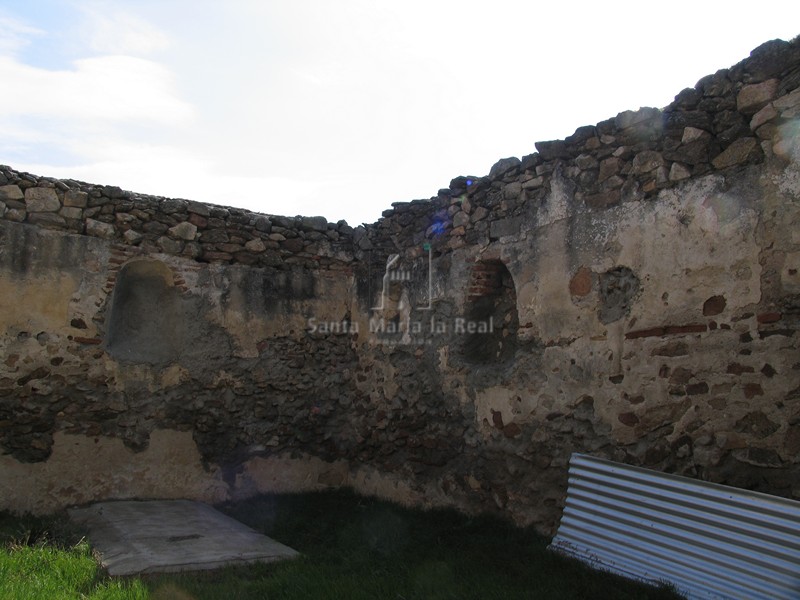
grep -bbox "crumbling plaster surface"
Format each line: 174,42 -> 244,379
0,431 -> 228,514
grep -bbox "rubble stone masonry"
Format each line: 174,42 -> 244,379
1,38 -> 799,533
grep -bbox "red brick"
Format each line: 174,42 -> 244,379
757,312 -> 782,324
626,327 -> 666,339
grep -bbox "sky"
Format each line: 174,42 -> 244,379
0,1 -> 798,226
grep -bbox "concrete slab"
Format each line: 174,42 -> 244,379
68,499 -> 299,576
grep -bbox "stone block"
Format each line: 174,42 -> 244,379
186,200 -> 210,217
631,151 -> 664,174
575,154 -> 598,170
169,221 -> 198,241
749,103 -> 777,130
85,218 -> 116,239
0,185 -> 24,201
471,206 -> 489,222
27,212 -> 66,228
161,199 -> 186,214
64,190 -> 88,207
598,157 -> 621,182
667,138 -> 711,165
614,107 -> 661,130
702,295 -> 726,316
736,79 -> 779,115
217,243 -> 244,254
5,208 -> 26,222
157,236 -> 184,254
301,216 -> 327,232
201,229 -> 230,243
489,156 -> 521,179
102,185 -> 125,199
189,213 -> 208,228
59,206 -> 83,220
712,137 -> 761,169
143,221 -> 168,235
201,251 -> 233,262
244,239 -> 266,252
503,182 -> 522,200
774,87 -> 800,111
534,140 -> 570,161
585,189 -> 620,209
281,238 -> 304,253
25,187 -> 60,212
254,216 -> 271,233
681,127 -> 711,144
123,230 -> 143,245
489,216 -> 523,239
669,163 -> 691,181
521,176 -> 544,189
452,211 -> 470,229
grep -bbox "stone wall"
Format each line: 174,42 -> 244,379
1,37 -> 799,533
0,166 -> 356,270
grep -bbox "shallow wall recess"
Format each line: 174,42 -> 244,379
462,260 -> 519,363
106,260 -> 184,365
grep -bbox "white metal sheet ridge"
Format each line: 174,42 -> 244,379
548,453 -> 800,600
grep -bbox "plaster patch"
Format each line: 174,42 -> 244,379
0,430 -> 227,515
0,273 -> 78,333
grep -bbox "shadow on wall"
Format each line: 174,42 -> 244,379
105,260 -> 184,365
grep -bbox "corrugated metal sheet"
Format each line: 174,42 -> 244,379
548,453 -> 800,599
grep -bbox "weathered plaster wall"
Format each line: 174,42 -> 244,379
1,37 -> 799,534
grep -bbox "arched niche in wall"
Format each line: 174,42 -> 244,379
105,260 -> 184,365
461,260 -> 519,363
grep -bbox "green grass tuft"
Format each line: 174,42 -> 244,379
0,540 -> 148,600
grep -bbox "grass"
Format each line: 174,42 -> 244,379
0,513 -> 148,599
1,490 -> 682,599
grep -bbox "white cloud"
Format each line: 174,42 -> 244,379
0,55 -> 194,123
0,13 -> 43,55
81,5 -> 170,56
0,7 -> 198,211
